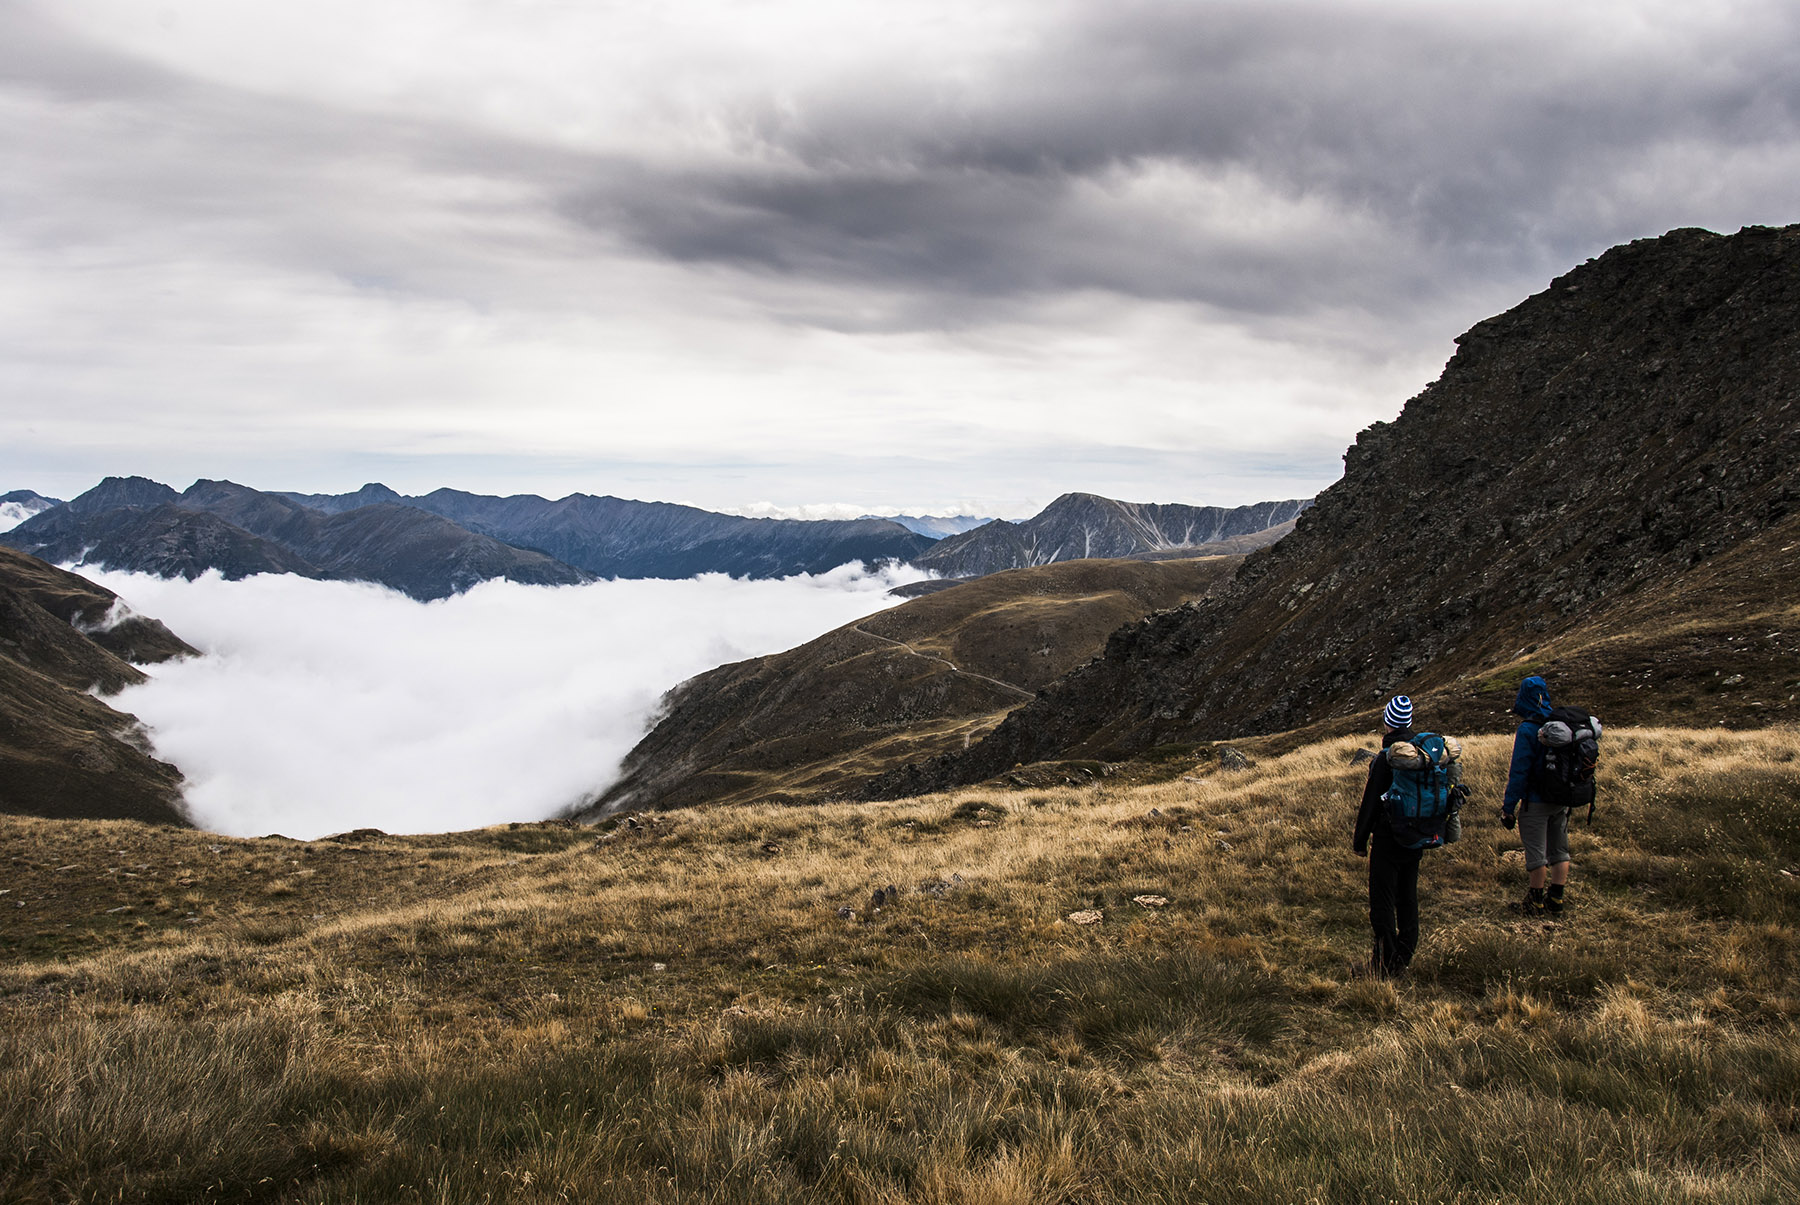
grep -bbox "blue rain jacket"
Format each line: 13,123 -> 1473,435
1504,676 -> 1553,807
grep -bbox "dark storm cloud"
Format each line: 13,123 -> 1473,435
564,1 -> 1800,323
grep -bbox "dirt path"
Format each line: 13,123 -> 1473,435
850,624 -> 1036,701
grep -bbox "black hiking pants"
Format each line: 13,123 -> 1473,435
1368,829 -> 1423,976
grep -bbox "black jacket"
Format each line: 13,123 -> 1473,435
1353,727 -> 1414,854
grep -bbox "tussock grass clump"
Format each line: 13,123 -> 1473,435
1,1008 -> 367,1201
877,951 -> 1285,1056
3,726 -> 1799,1201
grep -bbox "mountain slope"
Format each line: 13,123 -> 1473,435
177,480 -> 593,598
582,556 -> 1241,814
0,546 -> 190,824
865,224 -> 1800,797
913,494 -> 1309,577
0,545 -> 197,668
5,502 -> 329,582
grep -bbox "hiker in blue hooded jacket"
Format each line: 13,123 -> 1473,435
1353,695 -> 1425,977
1502,675 -> 1571,915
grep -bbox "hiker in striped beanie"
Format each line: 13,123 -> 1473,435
1353,694 -> 1437,977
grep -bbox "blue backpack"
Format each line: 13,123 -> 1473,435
1383,733 -> 1461,850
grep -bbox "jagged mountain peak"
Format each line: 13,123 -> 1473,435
66,475 -> 179,513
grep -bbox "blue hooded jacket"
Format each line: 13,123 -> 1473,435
1504,675 -> 1553,807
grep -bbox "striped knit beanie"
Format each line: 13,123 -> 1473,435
1383,695 -> 1414,730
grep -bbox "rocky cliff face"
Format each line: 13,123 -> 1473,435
865,224 -> 1800,797
0,547 -> 191,824
913,494 -> 1309,577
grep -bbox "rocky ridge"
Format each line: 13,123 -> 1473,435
865,224 -> 1800,797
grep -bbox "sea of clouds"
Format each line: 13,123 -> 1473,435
85,564 -> 930,840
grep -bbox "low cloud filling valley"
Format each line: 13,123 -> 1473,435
88,565 -> 928,839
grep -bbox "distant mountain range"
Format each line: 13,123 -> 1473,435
4,477 -> 1302,600
876,514 -> 990,538
276,485 -> 939,580
913,494 -> 1311,577
4,478 -> 589,601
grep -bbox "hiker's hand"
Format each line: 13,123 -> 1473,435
1353,840 -> 1367,857
1500,805 -> 1516,831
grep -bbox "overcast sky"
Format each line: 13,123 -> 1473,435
4,1 -> 1797,517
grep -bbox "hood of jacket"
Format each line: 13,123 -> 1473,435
1513,675 -> 1553,721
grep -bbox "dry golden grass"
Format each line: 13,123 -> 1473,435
4,725 -> 1800,1202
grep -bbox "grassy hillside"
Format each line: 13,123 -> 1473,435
588,556 -> 1241,814
6,725 -> 1799,1202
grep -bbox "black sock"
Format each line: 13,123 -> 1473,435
1548,884 -> 1565,900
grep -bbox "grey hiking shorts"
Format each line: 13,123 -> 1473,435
1519,801 -> 1572,871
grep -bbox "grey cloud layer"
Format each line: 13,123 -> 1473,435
11,2 -> 1798,330
571,2 -> 1800,321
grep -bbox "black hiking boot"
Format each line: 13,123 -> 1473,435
1511,888 -> 1548,917
1546,884 -> 1566,915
